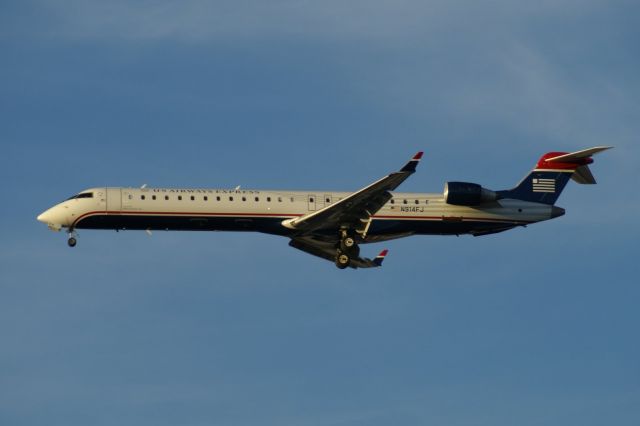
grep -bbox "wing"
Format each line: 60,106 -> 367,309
282,152 -> 423,234
289,237 -> 389,269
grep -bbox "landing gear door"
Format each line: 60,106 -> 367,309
106,188 -> 122,213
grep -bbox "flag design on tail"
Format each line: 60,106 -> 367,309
532,178 -> 556,193
498,146 -> 612,205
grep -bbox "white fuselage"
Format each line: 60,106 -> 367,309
37,186 -> 557,241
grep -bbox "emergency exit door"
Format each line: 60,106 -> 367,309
307,195 -> 317,211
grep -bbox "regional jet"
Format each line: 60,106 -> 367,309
37,147 -> 611,269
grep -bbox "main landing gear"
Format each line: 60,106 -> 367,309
335,252 -> 350,269
334,231 -> 360,269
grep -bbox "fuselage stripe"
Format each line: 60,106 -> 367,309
72,210 -> 532,228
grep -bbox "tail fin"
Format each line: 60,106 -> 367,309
498,146 -> 612,205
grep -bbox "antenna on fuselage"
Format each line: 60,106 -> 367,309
234,185 -> 241,191
140,184 -> 147,189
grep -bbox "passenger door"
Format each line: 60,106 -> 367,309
106,188 -> 122,213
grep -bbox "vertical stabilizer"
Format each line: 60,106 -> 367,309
498,146 -> 612,205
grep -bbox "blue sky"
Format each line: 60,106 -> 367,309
1,1 -> 639,425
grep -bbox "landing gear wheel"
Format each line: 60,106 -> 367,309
343,237 -> 355,248
340,236 -> 360,257
335,253 -> 350,269
67,237 -> 77,247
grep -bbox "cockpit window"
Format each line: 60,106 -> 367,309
66,192 -> 94,200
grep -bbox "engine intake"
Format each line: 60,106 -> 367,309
444,181 -> 498,206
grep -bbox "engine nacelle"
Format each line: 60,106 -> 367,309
444,181 -> 498,206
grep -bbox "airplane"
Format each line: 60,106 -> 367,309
37,147 -> 611,269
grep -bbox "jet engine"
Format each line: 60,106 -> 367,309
444,181 -> 498,206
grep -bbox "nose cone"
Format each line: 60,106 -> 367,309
551,206 -> 565,218
37,206 -> 66,226
37,209 -> 52,223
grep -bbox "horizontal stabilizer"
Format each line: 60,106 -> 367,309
545,146 -> 611,185
546,146 -> 613,163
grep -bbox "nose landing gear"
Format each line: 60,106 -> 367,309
67,229 -> 78,247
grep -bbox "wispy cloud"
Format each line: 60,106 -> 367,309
8,0 -> 609,43
6,0 -> 636,160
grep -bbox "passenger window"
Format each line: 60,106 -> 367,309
326,198 -> 330,203
255,197 -> 259,202
204,196 -> 208,201
267,197 -> 271,202
403,199 -> 407,204
178,196 -> 182,200
310,198 -> 314,203
216,196 -> 220,201
190,195 -> 195,201
141,195 -> 145,200
165,195 -> 169,200
242,197 -> 246,202
152,195 -> 156,200
415,200 -> 419,204
390,199 -> 395,204
229,196 -> 234,201
278,197 -> 282,202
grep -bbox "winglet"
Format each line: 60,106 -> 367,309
400,152 -> 424,173
373,249 -> 389,267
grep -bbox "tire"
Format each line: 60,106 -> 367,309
340,237 -> 357,254
68,237 -> 77,247
343,237 -> 355,248
335,253 -> 350,269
